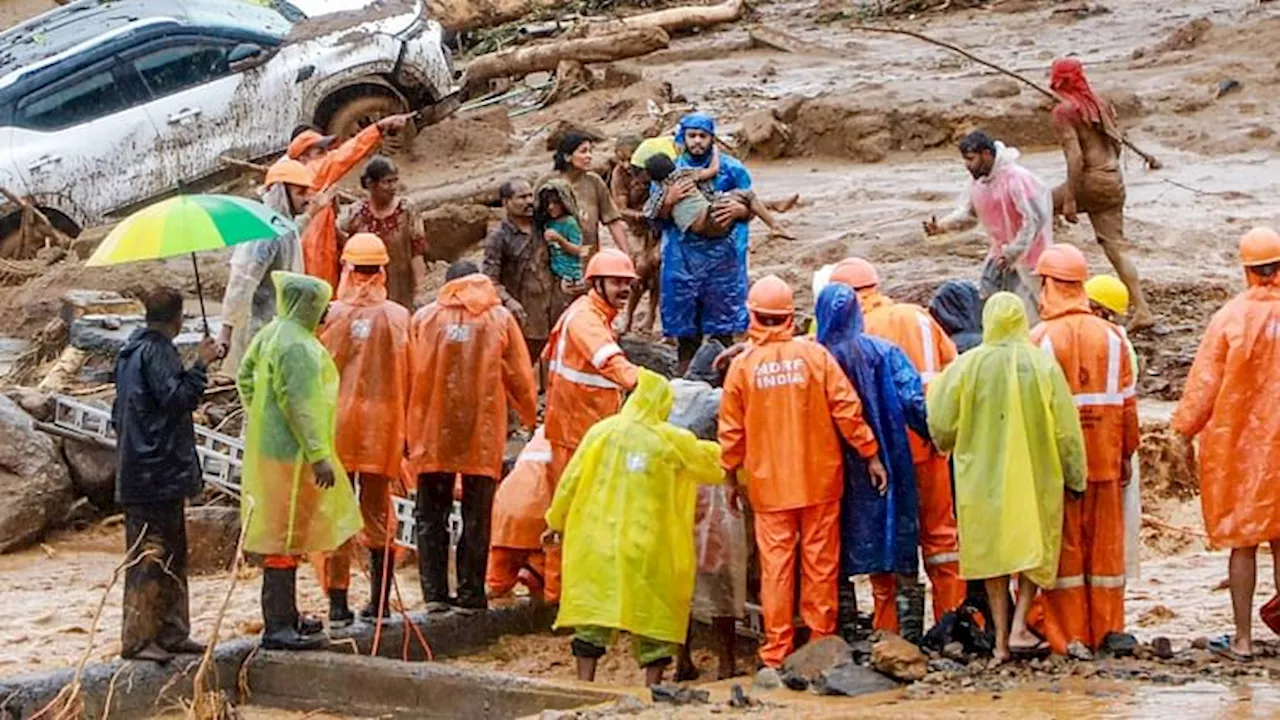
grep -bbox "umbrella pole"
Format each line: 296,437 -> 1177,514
191,252 -> 209,336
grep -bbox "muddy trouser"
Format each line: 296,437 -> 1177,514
416,473 -> 496,608
544,443 -> 577,603
979,258 -> 1040,325
572,626 -> 676,667
1052,178 -> 1126,251
122,500 -> 191,655
312,473 -> 394,592
1033,480 -> 1126,653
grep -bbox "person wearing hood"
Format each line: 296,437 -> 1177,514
534,177 -> 588,292
828,258 -> 966,630
287,114 -> 413,290
1027,244 -> 1139,658
406,261 -> 538,614
218,159 -> 325,374
1048,58 -> 1154,331
112,288 -> 218,663
924,131 -> 1053,324
1172,227 -> 1280,662
237,272 -> 362,650
315,234 -> 411,627
930,280 -> 984,354
659,113 -> 754,372
541,249 -> 642,602
927,292 -> 1086,663
816,283 -> 931,642
719,275 -> 886,668
544,369 -> 723,685
487,428 -> 555,602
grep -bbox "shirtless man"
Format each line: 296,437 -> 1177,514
1048,58 -> 1154,331
610,135 -> 661,335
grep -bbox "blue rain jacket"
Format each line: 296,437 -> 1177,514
659,113 -> 752,338
817,284 -> 928,576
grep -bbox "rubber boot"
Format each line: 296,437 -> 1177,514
837,576 -> 862,643
261,568 -> 326,651
328,589 -> 354,629
895,572 -> 926,645
361,549 -> 393,620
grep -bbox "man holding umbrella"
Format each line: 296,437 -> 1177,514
218,160 -> 335,372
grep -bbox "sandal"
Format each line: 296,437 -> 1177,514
1208,635 -> 1253,662
1009,639 -> 1052,661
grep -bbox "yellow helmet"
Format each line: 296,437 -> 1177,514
1084,275 -> 1129,315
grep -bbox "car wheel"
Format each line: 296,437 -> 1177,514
327,94 -> 416,155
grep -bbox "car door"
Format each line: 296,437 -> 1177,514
122,35 -> 247,189
9,57 -> 163,224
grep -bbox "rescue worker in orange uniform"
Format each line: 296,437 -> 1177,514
541,248 -> 642,602
719,275 -> 887,668
487,429 -> 554,601
1028,243 -> 1139,657
830,258 -> 965,630
286,114 -> 413,290
1173,227 -> 1280,662
316,234 -> 411,626
406,261 -> 538,613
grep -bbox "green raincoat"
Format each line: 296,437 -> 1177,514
236,272 -> 361,556
926,292 -> 1086,588
546,369 -> 722,644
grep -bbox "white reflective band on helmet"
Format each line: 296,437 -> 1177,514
592,342 -> 623,369
1088,574 -> 1127,588
916,312 -> 938,381
925,551 -> 959,566
1051,574 -> 1085,590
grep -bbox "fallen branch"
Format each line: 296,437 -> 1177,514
0,186 -> 73,252
847,24 -> 1163,170
189,504 -> 253,720
1141,513 -> 1208,539
465,27 -> 670,88
602,0 -> 745,34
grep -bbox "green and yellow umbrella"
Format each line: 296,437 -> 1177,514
86,194 -> 297,329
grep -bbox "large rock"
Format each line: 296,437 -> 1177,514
0,396 -> 74,552
63,438 -> 118,510
618,337 -> 678,378
813,662 -> 901,696
871,633 -> 928,682
782,635 -> 851,684
186,506 -> 241,575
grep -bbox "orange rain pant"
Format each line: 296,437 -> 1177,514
755,500 -> 840,668
866,455 -> 965,631
543,443 -> 575,603
311,474 -> 394,592
1035,480 -> 1126,653
486,547 -> 547,598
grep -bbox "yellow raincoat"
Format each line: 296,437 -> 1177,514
926,292 -> 1085,588
546,369 -> 722,644
237,272 -> 362,556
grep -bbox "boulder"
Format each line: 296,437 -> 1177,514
0,396 -> 74,552
752,667 -> 783,691
813,662 -> 900,696
186,506 -> 241,575
618,337 -> 678,378
62,438 -> 118,510
871,632 -> 928,682
971,77 -> 1022,99
782,635 -> 852,684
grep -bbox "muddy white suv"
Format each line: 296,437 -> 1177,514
0,0 -> 458,253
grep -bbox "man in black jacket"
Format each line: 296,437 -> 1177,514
112,288 -> 218,662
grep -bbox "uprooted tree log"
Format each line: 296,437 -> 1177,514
427,0 -> 571,32
588,0 -> 745,34
465,26 -> 670,89
0,187 -> 74,258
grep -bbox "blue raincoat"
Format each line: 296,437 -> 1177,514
659,113 -> 752,338
817,284 -> 927,577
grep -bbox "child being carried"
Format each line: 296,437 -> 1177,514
643,149 -> 794,240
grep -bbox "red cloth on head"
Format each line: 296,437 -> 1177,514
1050,58 -> 1119,138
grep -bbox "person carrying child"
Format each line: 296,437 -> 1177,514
534,178 -> 589,295
644,150 -> 794,241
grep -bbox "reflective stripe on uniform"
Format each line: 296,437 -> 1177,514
551,305 -> 621,390
1041,329 -> 1136,407
925,551 -> 959,566
592,342 -> 623,369
916,312 -> 938,384
519,450 -> 552,464
1088,574 -> 1126,589
1051,574 -> 1085,590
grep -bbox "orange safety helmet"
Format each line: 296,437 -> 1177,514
341,233 -> 390,266
748,274 -> 795,316
830,257 -> 880,290
1035,243 -> 1088,282
1239,227 -> 1280,267
264,158 -> 317,190
287,129 -> 336,160
584,248 -> 638,280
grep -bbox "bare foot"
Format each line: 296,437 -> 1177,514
1128,314 -> 1156,333
768,225 -> 797,241
766,194 -> 801,214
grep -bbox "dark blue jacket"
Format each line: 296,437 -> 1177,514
111,328 -> 206,505
817,284 -> 927,576
929,280 -> 983,355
